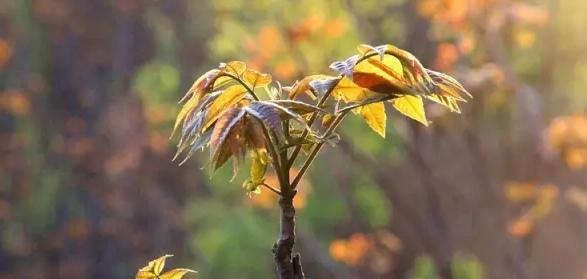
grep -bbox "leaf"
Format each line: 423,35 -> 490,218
288,75 -> 337,99
160,269 -> 197,279
329,55 -> 360,78
179,69 -> 220,104
136,255 -> 195,279
244,102 -> 283,136
426,69 -> 472,100
357,44 -> 386,61
355,55 -> 404,81
308,76 -> 340,97
333,78 -> 387,137
425,94 -> 461,113
251,101 -> 309,129
333,77 -> 379,102
220,61 -> 247,76
245,116 -> 266,149
352,55 -> 411,95
172,96 -> 200,139
377,44 -> 435,91
210,108 -> 246,154
391,95 -> 428,126
212,139 -> 234,171
243,69 -> 272,88
177,129 -> 213,166
270,100 -> 324,114
361,102 -> 386,137
208,108 -> 248,173
202,85 -> 248,130
250,148 -> 268,184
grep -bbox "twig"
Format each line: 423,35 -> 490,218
262,183 -> 282,195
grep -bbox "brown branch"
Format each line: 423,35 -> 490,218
273,191 -> 304,279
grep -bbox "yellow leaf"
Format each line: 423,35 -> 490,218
333,77 -> 377,102
425,94 -> 461,113
203,85 -> 248,130
172,96 -> 199,138
288,74 -> 334,99
160,268 -> 197,279
136,255 -> 173,279
333,78 -> 387,137
179,69 -> 220,104
354,55 -> 403,84
250,148 -> 268,184
360,101 -> 386,138
391,95 -> 428,126
221,61 -> 247,76
243,69 -> 272,88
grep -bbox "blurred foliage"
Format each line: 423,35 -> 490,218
2,0 -> 587,278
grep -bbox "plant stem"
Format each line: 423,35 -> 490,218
290,111 -> 349,189
262,183 -> 282,195
274,189 -> 304,279
224,73 -> 260,101
287,77 -> 342,167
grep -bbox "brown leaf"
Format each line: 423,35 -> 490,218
210,108 -> 246,151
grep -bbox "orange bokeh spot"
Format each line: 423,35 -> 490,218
434,43 -> 459,71
248,168 -> 310,209
0,38 -> 12,67
0,90 -> 31,117
329,233 -> 374,266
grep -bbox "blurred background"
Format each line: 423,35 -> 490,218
1,0 -> 587,278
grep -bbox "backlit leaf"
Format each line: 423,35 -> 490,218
177,129 -> 213,166
288,75 -> 337,99
179,69 -> 220,104
329,55 -> 360,78
270,100 -> 323,114
357,44 -> 386,61
203,85 -> 248,130
427,69 -> 471,100
210,108 -> 246,152
136,255 -> 195,279
172,96 -> 199,138
243,69 -> 272,88
250,148 -> 268,184
245,117 -> 266,149
392,95 -> 428,126
245,102 -> 283,136
220,61 -> 247,77
160,269 -> 196,279
333,78 -> 387,137
308,76 -> 340,97
360,101 -> 386,137
425,94 -> 461,113
252,101 -> 309,129
378,44 -> 435,91
212,139 -> 234,171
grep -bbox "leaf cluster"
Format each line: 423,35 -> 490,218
171,44 -> 471,194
